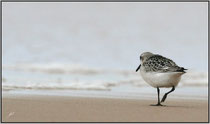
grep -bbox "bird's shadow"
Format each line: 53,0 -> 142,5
148,104 -> 195,108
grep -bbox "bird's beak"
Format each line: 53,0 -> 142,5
136,64 -> 141,72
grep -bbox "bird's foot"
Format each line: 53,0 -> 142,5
150,103 -> 165,106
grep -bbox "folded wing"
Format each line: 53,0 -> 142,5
143,55 -> 187,73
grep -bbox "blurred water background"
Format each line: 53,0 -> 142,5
2,2 -> 208,97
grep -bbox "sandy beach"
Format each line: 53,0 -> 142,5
2,94 -> 208,122
2,2 -> 208,123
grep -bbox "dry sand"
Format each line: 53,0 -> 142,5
2,95 -> 208,122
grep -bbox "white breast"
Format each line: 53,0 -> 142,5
140,67 -> 184,88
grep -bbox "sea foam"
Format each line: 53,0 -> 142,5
2,63 -> 208,91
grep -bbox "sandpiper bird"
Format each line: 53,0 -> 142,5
136,52 -> 187,106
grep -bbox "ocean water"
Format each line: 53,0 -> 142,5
2,63 -> 208,91
2,3 -> 208,96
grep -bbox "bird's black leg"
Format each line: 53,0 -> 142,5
161,86 -> 175,103
157,87 -> 162,105
150,87 -> 163,106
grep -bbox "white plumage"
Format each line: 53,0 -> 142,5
140,67 -> 184,88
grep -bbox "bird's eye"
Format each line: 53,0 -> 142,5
140,56 -> 142,60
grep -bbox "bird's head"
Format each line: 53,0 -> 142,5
136,52 -> 154,72
140,52 -> 154,63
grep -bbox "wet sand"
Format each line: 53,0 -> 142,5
2,94 -> 208,122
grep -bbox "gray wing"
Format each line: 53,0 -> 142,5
143,55 -> 186,73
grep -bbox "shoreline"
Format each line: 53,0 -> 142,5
2,92 -> 208,122
3,86 -> 208,100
